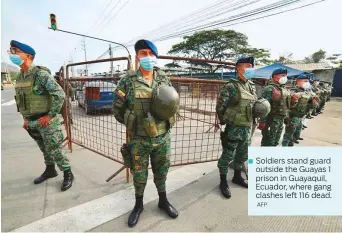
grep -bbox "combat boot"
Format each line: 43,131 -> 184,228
34,164 -> 58,184
232,170 -> 248,188
298,137 -> 304,140
294,139 -> 299,144
128,195 -> 144,227
219,175 -> 231,198
303,125 -> 307,128
158,192 -> 178,218
61,169 -> 74,191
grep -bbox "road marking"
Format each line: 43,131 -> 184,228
12,162 -> 218,232
1,100 -> 16,106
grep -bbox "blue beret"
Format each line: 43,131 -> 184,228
10,40 -> 36,56
296,74 -> 309,80
236,56 -> 255,67
272,68 -> 287,76
134,39 -> 158,57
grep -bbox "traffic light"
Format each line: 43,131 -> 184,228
50,14 -> 57,30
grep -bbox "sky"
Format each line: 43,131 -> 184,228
1,0 -> 342,75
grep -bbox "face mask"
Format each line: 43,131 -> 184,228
278,76 -> 288,85
139,56 -> 157,71
242,67 -> 255,79
9,54 -> 24,66
302,82 -> 310,90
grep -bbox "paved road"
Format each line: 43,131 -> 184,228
2,86 -> 342,232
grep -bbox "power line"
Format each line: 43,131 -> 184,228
149,0 -> 305,41
97,0 -> 131,35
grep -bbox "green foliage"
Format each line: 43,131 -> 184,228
168,29 -> 271,69
303,49 -> 326,63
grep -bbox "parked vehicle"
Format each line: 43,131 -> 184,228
77,81 -> 116,114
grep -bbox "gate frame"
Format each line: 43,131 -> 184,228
62,55 -> 237,183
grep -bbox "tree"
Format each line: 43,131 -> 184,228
274,53 -> 294,64
303,49 -> 326,63
312,49 -> 326,63
168,29 -> 271,71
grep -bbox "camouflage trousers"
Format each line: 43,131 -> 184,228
218,125 -> 251,174
27,116 -> 71,171
293,117 -> 305,140
261,116 -> 284,147
129,132 -> 171,196
317,98 -> 326,112
282,116 -> 302,146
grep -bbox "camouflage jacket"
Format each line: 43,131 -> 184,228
216,78 -> 257,124
113,69 -> 172,124
16,64 -> 65,118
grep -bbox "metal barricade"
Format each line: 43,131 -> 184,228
62,55 -> 236,182
64,57 -> 131,181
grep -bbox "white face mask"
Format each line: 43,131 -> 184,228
302,82 -> 310,90
278,76 -> 288,85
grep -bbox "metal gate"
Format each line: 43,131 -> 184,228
61,56 -> 236,182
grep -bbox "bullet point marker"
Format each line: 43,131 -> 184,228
248,159 -> 254,164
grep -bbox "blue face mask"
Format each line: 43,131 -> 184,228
139,56 -> 157,71
9,54 -> 24,66
242,68 -> 255,79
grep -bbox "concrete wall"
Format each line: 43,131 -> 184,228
313,69 -> 336,82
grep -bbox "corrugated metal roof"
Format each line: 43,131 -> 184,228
284,63 -> 334,71
255,62 -> 334,71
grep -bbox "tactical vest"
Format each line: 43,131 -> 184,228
129,71 -> 169,137
222,79 -> 258,127
290,91 -> 310,117
269,84 -> 290,118
14,67 -> 52,117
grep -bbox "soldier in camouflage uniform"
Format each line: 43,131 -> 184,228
282,74 -> 312,146
316,82 -> 328,114
311,79 -> 322,116
258,68 -> 290,146
9,40 -> 74,191
113,40 -> 178,227
216,57 -> 258,198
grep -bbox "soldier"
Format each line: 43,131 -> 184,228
216,57 -> 259,198
113,39 -> 179,227
282,74 -> 311,146
316,82 -> 328,114
9,40 -> 74,191
311,79 -> 322,116
54,72 -> 73,125
258,68 -> 290,147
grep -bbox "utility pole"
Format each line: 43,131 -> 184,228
109,44 -> 114,76
81,37 -> 88,76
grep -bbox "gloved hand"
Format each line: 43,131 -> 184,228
257,123 -> 265,130
23,120 -> 29,130
38,115 -> 51,127
291,93 -> 301,102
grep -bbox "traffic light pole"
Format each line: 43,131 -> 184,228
48,27 -> 132,63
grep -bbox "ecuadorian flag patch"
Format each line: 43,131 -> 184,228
116,89 -> 126,99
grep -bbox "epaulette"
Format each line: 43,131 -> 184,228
36,65 -> 51,75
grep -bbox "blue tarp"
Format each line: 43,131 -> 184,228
254,63 -> 306,79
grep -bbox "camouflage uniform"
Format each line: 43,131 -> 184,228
113,69 -> 174,196
282,87 -> 310,146
15,64 -> 70,171
216,79 -> 258,175
317,84 -> 328,113
260,82 -> 290,146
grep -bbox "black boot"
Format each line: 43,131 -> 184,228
61,169 -> 74,191
128,195 -> 144,227
219,175 -> 231,198
232,170 -> 248,188
34,165 -> 58,184
294,140 -> 299,144
158,192 -> 178,218
298,137 -> 304,140
303,125 -> 307,128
